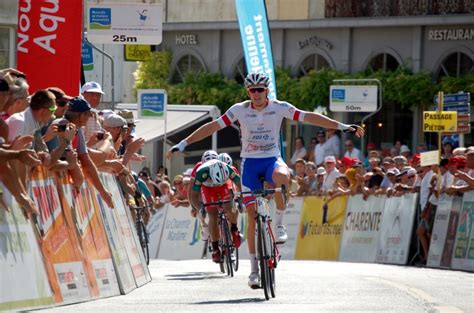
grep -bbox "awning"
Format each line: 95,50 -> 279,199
114,104 -> 220,142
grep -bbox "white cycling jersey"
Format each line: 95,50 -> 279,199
216,99 -> 305,158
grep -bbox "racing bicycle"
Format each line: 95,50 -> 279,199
236,185 -> 284,300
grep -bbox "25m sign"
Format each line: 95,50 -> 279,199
86,2 -> 163,45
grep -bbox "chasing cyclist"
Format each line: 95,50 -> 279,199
190,159 -> 242,263
169,72 -> 364,288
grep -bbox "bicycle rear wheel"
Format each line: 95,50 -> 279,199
268,229 -> 276,298
222,220 -> 234,277
257,217 -> 270,300
233,245 -> 239,272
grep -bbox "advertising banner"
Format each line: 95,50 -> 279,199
17,0 -> 83,96
30,168 -> 91,303
99,173 -> 151,285
451,191 -> 474,272
157,205 -> 204,259
235,0 -> 277,100
138,89 -> 166,118
329,85 -> 378,112
427,195 -> 454,268
59,178 -> 120,298
147,205 -> 169,259
375,193 -> 418,265
0,186 -> 54,311
86,3 -> 163,45
339,195 -> 385,263
295,196 -> 347,260
440,196 -> 463,268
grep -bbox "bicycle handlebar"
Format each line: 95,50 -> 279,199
235,187 -> 284,198
202,199 -> 233,207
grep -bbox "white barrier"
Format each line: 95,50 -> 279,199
451,191 -> 474,272
0,188 -> 54,311
427,195 -> 454,268
375,193 -> 418,265
147,205 -> 168,259
339,195 -> 385,263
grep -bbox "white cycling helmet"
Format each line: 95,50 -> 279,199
244,72 -> 270,88
201,150 -> 218,163
218,152 -> 233,166
209,160 -> 230,185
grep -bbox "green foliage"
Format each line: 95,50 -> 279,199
133,50 -> 172,92
438,73 -> 474,95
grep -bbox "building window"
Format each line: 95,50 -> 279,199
367,53 -> 400,72
436,52 -> 473,80
297,53 -> 331,77
0,28 -> 11,69
232,58 -> 247,84
171,54 -> 205,83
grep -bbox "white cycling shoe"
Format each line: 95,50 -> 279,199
276,225 -> 288,244
248,272 -> 260,289
201,225 -> 209,241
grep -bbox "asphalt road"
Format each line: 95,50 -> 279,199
38,259 -> 473,313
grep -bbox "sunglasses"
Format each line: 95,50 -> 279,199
248,87 -> 266,94
127,123 -> 135,128
47,105 -> 57,112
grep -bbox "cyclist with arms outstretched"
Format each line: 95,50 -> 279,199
190,159 -> 242,263
169,72 -> 364,288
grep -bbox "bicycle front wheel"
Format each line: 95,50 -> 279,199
222,220 -> 234,277
257,217 -> 270,300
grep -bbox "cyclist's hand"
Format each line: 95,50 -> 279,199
166,139 -> 188,159
190,207 -> 198,218
342,124 -> 365,137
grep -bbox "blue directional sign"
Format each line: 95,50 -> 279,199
433,92 -> 470,112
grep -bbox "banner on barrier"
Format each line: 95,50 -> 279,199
0,187 -> 54,311
295,196 -> 347,260
440,196 -> 463,268
427,195 -> 454,268
147,205 -> 168,259
451,191 -> 474,272
339,195 -> 385,263
158,205 -> 205,260
30,168 -> 92,303
59,178 -> 120,298
375,193 -> 417,265
99,173 -> 151,286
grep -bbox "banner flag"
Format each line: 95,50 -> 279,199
17,0 -> 83,95
451,191 -> 474,272
235,0 -> 277,100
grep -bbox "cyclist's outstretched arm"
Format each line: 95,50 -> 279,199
302,112 -> 365,138
167,120 -> 222,158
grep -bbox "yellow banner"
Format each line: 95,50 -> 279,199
295,196 -> 347,260
423,111 -> 457,132
124,45 -> 151,61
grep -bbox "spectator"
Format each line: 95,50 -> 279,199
156,165 -> 170,183
322,156 -> 341,193
64,97 -> 114,208
339,156 -> 355,175
139,170 -> 160,199
384,168 -> 400,196
324,129 -> 341,159
289,136 -> 307,168
393,155 -> 408,170
344,139 -> 363,161
304,137 -> 317,163
314,130 -> 326,166
81,81 -> 105,144
400,145 -> 411,160
416,144 -> 426,154
171,174 -> 190,207
297,161 -> 318,196
3,76 -> 29,120
47,87 -> 72,118
367,156 -> 381,171
293,158 -> 306,188
442,141 -> 454,159
158,180 -> 174,204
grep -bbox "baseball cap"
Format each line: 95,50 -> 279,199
341,156 -> 354,166
81,81 -> 104,94
47,87 -> 73,103
324,156 -> 336,163
67,97 -> 97,113
382,157 -> 394,164
316,167 -> 327,176
118,109 -> 140,125
387,168 -> 400,176
103,114 -> 127,128
367,143 -> 376,150
400,145 -> 410,154
99,109 -> 115,118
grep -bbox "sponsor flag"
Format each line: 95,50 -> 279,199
235,0 -> 277,100
17,0 -> 83,95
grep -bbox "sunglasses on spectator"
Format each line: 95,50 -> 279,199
127,123 -> 135,128
47,105 -> 57,112
248,87 -> 266,94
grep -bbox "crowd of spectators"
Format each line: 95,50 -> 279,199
0,67 -> 172,225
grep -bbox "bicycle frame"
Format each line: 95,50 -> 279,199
255,197 -> 280,269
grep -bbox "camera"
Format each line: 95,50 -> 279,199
97,132 -> 105,140
57,124 -> 67,132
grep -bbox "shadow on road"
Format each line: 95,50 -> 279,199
165,272 -> 227,281
195,298 -> 266,304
